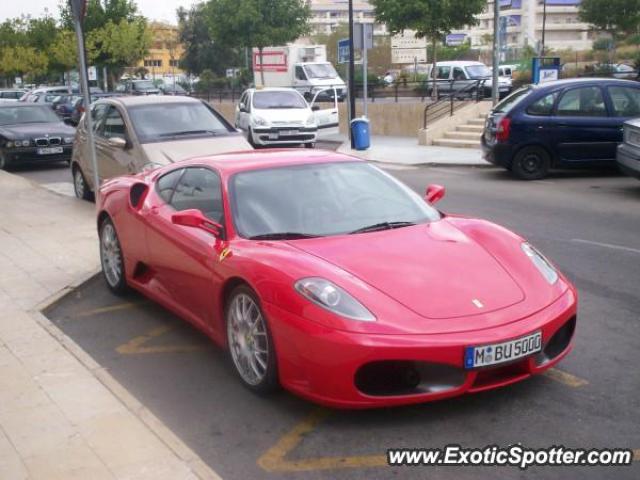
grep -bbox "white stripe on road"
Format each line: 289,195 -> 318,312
571,239 -> 640,255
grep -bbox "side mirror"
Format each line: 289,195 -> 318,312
171,209 -> 222,237
311,105 -> 320,112
425,184 -> 445,205
239,102 -> 246,112
108,137 -> 127,149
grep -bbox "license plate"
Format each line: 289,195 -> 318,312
268,133 -> 279,140
280,130 -> 297,136
464,331 -> 542,369
37,147 -> 63,155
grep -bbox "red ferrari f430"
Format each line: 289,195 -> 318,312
97,150 -> 577,408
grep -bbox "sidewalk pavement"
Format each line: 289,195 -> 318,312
0,172 -> 219,480
335,135 -> 491,166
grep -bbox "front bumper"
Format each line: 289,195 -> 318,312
266,288 -> 577,409
616,143 -> 640,179
252,126 -> 317,146
2,146 -> 72,165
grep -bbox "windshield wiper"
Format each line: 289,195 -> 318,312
349,221 -> 416,235
249,232 -> 320,240
159,130 -> 218,137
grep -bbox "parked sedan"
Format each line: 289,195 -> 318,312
96,150 -> 577,408
0,89 -> 27,101
482,78 -> 640,179
235,88 -> 319,148
616,118 -> 640,179
0,103 -> 75,169
71,96 -> 250,200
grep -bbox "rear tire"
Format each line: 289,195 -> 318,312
73,164 -> 93,201
511,146 -> 551,180
225,285 -> 278,394
99,217 -> 129,295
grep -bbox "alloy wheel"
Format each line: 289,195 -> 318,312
100,222 -> 123,288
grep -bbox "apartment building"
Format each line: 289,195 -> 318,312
308,0 -> 387,35
450,0 -> 596,54
137,22 -> 185,77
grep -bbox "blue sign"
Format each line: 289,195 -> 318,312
338,38 -> 350,64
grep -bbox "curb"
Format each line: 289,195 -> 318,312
31,270 -> 223,480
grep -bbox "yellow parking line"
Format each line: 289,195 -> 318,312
116,325 -> 207,355
258,408 -> 387,472
543,368 -> 589,388
74,301 -> 143,318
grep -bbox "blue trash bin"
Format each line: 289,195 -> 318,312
351,117 -> 370,151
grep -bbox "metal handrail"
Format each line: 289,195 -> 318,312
423,80 -> 486,130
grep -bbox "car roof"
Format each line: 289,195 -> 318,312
533,77 -> 640,89
0,102 -> 51,109
164,150 -> 362,176
248,87 -> 304,94
96,95 -> 202,107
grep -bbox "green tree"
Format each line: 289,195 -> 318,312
579,0 -> 640,40
177,4 -> 242,76
0,45 -> 49,82
59,0 -> 139,32
205,0 -> 311,84
371,0 -> 485,95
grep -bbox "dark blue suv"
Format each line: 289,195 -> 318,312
482,78 -> 640,179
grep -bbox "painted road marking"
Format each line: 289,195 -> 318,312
116,325 -> 207,355
258,368 -> 590,473
543,368 -> 589,388
74,301 -> 144,318
572,239 -> 640,255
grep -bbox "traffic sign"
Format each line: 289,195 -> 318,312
338,38 -> 350,64
353,24 -> 373,50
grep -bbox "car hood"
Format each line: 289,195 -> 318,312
253,107 -> 312,125
291,220 -> 526,320
0,122 -> 75,138
141,134 -> 252,166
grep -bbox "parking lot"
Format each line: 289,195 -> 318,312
42,164 -> 640,479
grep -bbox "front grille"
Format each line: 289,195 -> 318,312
48,137 -> 62,146
35,138 -> 49,147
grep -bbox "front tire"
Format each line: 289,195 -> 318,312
226,285 -> 278,394
247,128 -> 257,148
73,165 -> 93,201
304,142 -> 316,149
99,217 -> 128,295
512,146 -> 551,180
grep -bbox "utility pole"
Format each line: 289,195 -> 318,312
491,0 -> 500,105
70,0 -> 99,204
541,0 -> 547,56
348,0 -> 356,147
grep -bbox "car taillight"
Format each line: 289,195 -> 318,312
79,106 -> 85,113
496,117 -> 511,142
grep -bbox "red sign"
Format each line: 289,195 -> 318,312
253,51 -> 288,73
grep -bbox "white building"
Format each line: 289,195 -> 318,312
450,0 -> 596,54
307,0 -> 386,36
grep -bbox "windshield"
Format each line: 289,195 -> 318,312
0,106 -> 61,125
303,63 -> 338,80
164,84 -> 186,92
493,87 -> 532,113
253,91 -> 307,109
465,65 -> 492,79
133,81 -> 157,91
230,162 -> 440,239
128,102 -> 232,142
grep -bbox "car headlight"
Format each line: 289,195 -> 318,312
305,114 -> 316,126
21,140 -> 30,147
295,277 -> 375,322
252,116 -> 269,127
521,242 -> 558,284
64,137 -> 74,144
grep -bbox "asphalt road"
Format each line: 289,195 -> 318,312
41,161 -> 640,480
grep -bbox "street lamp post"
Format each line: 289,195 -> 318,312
541,0 -> 547,57
348,0 -> 356,148
491,0 -> 500,105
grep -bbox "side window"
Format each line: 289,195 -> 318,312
557,87 -> 607,117
295,66 -> 307,81
156,169 -> 183,203
101,106 -> 127,140
170,167 -> 223,222
526,92 -> 558,116
608,86 -> 640,117
453,67 -> 466,81
91,104 -> 108,133
436,66 -> 451,80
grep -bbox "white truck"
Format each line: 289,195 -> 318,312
252,44 -> 347,102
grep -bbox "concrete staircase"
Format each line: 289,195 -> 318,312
432,114 -> 486,149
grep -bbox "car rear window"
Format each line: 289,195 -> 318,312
492,87 -> 532,114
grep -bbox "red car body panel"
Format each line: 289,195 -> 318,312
97,150 -> 578,408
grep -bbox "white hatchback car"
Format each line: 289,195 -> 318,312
235,88 -> 321,148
